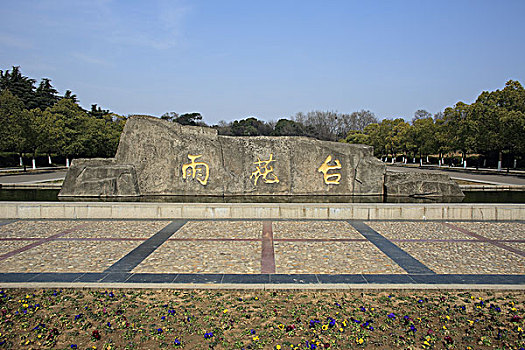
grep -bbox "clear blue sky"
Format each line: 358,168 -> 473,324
1,0 -> 524,124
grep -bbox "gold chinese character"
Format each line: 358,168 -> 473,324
250,153 -> 280,186
318,155 -> 342,185
182,154 -> 209,186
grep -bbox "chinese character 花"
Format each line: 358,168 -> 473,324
250,154 -> 280,186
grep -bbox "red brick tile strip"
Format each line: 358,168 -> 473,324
56,238 -> 147,241
391,238 -> 525,243
443,223 -> 525,258
261,221 -> 276,273
273,238 -> 367,242
167,238 -> 261,242
0,238 -> 40,241
391,239 -> 483,243
0,224 -> 90,262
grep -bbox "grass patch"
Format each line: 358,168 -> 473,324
0,289 -> 523,349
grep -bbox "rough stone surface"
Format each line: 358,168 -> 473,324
59,159 -> 140,197
115,117 -> 225,196
385,172 -> 464,197
59,116 -> 463,197
113,116 -> 386,196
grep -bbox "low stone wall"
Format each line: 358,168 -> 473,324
60,117 -> 387,197
460,185 -> 525,192
0,202 -> 523,221
59,117 -> 463,198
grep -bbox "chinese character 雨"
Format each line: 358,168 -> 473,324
182,154 -> 209,186
250,153 -> 279,186
318,155 -> 342,185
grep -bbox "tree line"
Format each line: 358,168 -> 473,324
344,80 -> 525,170
162,109 -> 378,141
0,66 -> 125,168
1,66 -> 523,170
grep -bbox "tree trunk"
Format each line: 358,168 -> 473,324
507,151 -> 511,173
31,150 -> 37,170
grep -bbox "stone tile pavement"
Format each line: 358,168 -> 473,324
0,219 -> 523,285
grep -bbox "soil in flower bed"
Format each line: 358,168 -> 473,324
0,289 -> 523,349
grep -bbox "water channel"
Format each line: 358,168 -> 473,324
0,189 -> 524,203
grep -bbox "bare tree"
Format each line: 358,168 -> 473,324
292,109 -> 378,141
353,110 -> 378,131
412,109 -> 432,124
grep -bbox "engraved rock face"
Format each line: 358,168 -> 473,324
110,116 -> 386,196
59,159 -> 140,197
59,116 -> 462,197
384,172 -> 464,197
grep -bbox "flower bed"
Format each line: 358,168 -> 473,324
0,289 -> 523,349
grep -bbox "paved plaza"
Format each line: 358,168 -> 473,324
0,219 -> 523,285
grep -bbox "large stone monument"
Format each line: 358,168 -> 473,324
59,116 -> 463,198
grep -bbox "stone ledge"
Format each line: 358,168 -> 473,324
461,185 -> 525,191
0,202 -> 523,221
0,183 -> 62,189
1,283 -> 524,290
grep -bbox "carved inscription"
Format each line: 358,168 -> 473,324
250,154 -> 279,186
318,155 -> 342,185
182,154 -> 209,186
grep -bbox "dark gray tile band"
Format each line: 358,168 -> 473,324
101,273 -> 132,283
103,220 -> 187,273
0,273 -> 523,284
30,273 -> 85,283
75,273 -> 108,283
173,273 -> 224,284
127,273 -> 178,283
409,274 -> 525,285
0,273 -> 41,282
270,274 -> 320,284
0,220 -> 17,227
222,274 -> 270,284
348,220 -> 436,275
316,274 -> 367,284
